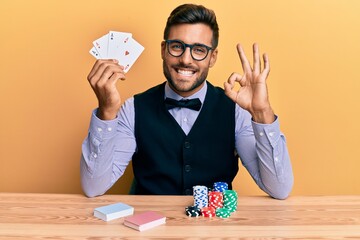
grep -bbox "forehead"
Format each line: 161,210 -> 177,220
167,23 -> 213,45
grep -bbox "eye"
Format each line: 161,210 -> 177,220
193,45 -> 207,54
170,42 -> 184,51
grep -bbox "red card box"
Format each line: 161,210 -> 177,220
124,211 -> 166,231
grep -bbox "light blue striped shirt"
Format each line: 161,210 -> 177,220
81,81 -> 293,199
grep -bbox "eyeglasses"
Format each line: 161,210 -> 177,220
165,39 -> 213,61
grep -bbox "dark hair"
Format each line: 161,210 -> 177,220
163,4 -> 219,48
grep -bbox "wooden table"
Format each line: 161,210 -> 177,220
0,193 -> 359,239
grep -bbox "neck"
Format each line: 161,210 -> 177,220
167,81 -> 206,98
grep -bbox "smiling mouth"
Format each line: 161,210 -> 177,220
176,68 -> 196,77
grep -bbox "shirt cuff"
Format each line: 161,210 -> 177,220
251,115 -> 281,148
89,108 -> 119,140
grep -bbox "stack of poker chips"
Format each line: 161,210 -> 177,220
223,190 -> 238,213
185,205 -> 201,217
215,208 -> 231,218
208,191 -> 223,209
185,185 -> 208,217
200,207 -> 216,217
185,182 -> 238,218
193,185 -> 208,208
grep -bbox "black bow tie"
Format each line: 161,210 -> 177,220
164,97 -> 202,111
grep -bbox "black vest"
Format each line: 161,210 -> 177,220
132,82 -> 238,195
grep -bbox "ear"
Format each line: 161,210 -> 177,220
161,41 -> 166,60
209,48 -> 218,68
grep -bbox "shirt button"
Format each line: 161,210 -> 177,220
259,132 -> 264,137
97,128 -> 102,132
184,141 -> 191,149
185,165 -> 191,172
269,132 -> 274,137
107,127 -> 112,131
274,157 -> 279,162
183,117 -> 188,122
92,152 -> 97,158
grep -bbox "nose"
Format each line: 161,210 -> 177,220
179,46 -> 193,65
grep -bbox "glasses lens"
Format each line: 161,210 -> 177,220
168,41 -> 184,57
191,45 -> 208,60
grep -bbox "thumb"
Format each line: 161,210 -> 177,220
224,72 -> 242,102
224,81 -> 237,102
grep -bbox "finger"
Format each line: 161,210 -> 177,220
227,72 -> 244,87
89,61 -> 123,86
108,71 -> 126,85
224,72 -> 242,101
237,43 -> 252,73
88,59 -> 118,80
97,71 -> 126,95
87,59 -> 103,80
224,76 -> 234,95
88,62 -> 111,87
229,71 -> 247,87
97,64 -> 125,86
228,72 -> 243,84
253,43 -> 260,74
262,53 -> 270,78
224,81 -> 237,101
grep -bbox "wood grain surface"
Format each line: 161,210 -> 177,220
0,193 -> 359,239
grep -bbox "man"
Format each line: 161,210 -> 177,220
81,4 -> 293,199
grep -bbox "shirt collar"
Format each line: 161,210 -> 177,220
164,81 -> 207,104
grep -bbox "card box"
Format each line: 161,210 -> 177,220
124,211 -> 166,231
94,202 -> 134,221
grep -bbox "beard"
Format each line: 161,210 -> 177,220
163,60 -> 209,94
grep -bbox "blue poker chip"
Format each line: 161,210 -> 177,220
213,182 -> 228,192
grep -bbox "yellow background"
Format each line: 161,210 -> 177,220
1,0 -> 359,196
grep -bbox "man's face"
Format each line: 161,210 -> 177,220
161,23 -> 218,97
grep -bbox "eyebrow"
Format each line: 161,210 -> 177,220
170,39 -> 210,46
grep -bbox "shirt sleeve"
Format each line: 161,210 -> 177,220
80,98 -> 136,197
234,105 -> 294,199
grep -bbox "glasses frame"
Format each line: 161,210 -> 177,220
165,39 -> 213,61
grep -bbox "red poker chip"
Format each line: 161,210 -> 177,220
201,206 -> 215,217
208,191 -> 224,209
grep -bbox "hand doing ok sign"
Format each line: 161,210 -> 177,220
224,43 -> 275,124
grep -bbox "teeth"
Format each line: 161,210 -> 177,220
178,69 -> 194,76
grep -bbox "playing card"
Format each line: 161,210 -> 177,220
107,31 -> 132,60
117,37 -> 145,73
89,30 -> 144,73
89,46 -> 100,59
93,33 -> 109,58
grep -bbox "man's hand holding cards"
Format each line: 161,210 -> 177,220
89,31 -> 144,73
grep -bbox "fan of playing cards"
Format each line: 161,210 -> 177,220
89,31 -> 145,73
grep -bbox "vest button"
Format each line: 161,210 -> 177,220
184,164 -> 191,172
185,189 -> 192,195
184,141 -> 191,149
